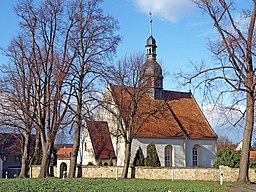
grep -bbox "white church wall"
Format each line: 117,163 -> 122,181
78,127 -> 97,166
95,90 -> 126,166
111,135 -> 126,166
186,139 -> 217,168
131,138 -> 185,167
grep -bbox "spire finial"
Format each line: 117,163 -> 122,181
149,12 -> 152,36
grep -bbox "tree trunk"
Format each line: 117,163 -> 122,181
238,92 -> 255,183
38,141 -> 53,178
69,72 -> 83,178
30,129 -> 41,166
121,141 -> 132,178
18,131 -> 31,178
68,123 -> 80,177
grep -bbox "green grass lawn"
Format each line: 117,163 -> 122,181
0,178 -> 228,192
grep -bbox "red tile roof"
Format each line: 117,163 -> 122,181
250,151 -> 256,159
57,148 -> 72,155
110,85 -> 217,139
56,147 -> 72,160
54,144 -> 73,151
86,121 -> 116,160
164,91 -> 217,138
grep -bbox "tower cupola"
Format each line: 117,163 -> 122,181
141,13 -> 164,100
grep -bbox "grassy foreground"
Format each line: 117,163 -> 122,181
0,178 -> 228,192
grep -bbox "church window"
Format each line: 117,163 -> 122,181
165,145 -> 172,167
192,146 -> 198,166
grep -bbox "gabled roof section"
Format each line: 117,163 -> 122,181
86,121 -> 116,160
164,90 -> 217,139
56,147 -> 72,155
54,144 -> 73,152
109,85 -> 187,138
56,147 -> 72,160
109,84 -> 217,139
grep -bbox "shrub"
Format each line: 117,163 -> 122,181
145,143 -> 161,167
109,158 -> 113,166
250,158 -> 256,168
97,159 -> 102,166
133,146 -> 145,166
87,162 -> 94,166
213,148 -> 240,168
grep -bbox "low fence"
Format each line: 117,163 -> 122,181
30,165 -> 256,182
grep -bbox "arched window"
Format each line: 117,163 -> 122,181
192,146 -> 198,166
165,145 -> 172,167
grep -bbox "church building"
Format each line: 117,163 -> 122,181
78,15 -> 217,168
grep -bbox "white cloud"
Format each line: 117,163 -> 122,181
131,0 -> 196,22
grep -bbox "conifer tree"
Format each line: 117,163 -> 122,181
145,143 -> 161,167
133,146 -> 145,166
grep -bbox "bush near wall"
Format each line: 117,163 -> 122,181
214,147 -> 256,168
213,148 -> 240,168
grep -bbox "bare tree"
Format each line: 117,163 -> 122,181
217,135 -> 234,150
13,0 -> 76,178
0,34 -> 37,178
66,0 -> 120,177
98,53 -> 161,178
183,0 -> 256,183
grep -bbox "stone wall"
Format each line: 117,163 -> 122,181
30,165 -> 40,178
30,165 -> 256,182
81,166 -> 125,178
30,165 -> 57,178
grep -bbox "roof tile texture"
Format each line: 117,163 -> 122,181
110,85 -> 217,139
86,121 -> 116,160
56,147 -> 72,160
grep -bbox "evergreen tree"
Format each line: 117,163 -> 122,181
213,148 -> 240,168
109,157 -> 113,166
97,159 -> 102,166
133,146 -> 145,166
145,143 -> 161,167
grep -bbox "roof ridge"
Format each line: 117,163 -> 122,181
164,90 -> 191,94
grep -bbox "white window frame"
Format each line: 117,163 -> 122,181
165,145 -> 172,167
192,146 -> 198,166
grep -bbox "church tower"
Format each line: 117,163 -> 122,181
141,13 -> 164,100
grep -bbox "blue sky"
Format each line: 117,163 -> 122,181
102,0 -> 213,91
0,0 -> 212,91
0,0 -> 250,143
